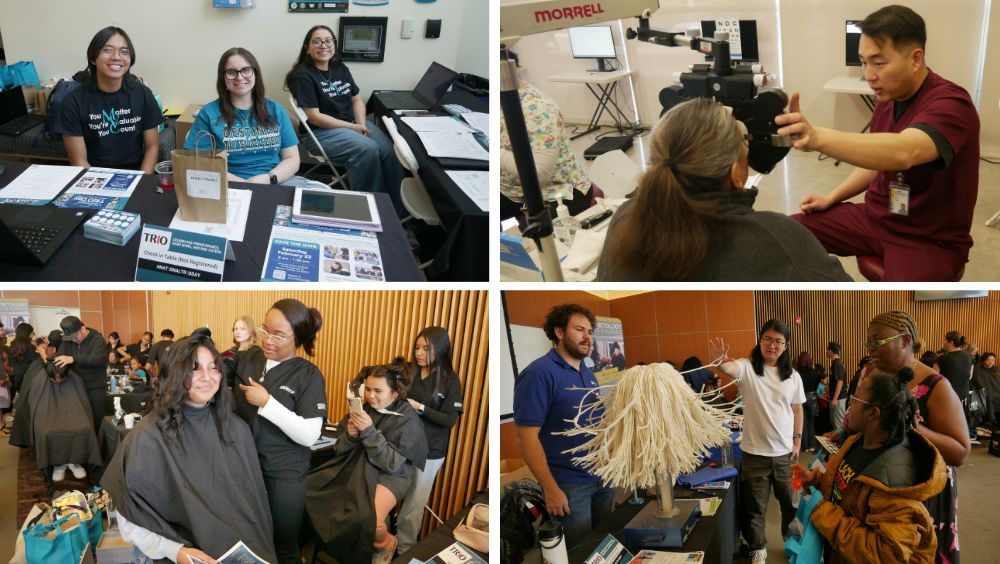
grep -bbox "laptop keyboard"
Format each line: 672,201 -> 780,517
380,92 -> 422,108
13,226 -> 58,254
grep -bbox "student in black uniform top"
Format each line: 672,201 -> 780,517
234,299 -> 327,564
53,27 -> 164,173
102,334 -> 276,564
307,359 -> 428,564
285,25 -> 405,214
125,331 -> 154,368
396,327 -> 464,554
53,316 -> 108,433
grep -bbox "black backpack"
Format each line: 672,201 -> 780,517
500,479 -> 550,564
42,76 -> 83,142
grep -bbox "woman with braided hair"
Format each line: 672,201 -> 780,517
596,97 -> 851,281
799,367 -> 946,563
829,310 -> 968,563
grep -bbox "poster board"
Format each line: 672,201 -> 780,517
28,306 -> 81,337
0,299 -> 31,337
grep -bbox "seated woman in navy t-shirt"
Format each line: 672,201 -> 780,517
53,27 -> 164,173
185,48 -> 307,186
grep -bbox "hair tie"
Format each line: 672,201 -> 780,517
663,158 -> 679,174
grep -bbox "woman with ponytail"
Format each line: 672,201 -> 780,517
596,98 -> 850,282
235,299 -> 328,564
307,359 -> 428,564
798,367 -> 946,563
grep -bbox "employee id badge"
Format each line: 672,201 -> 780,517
889,179 -> 911,216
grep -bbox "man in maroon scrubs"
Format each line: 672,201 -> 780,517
776,5 -> 980,281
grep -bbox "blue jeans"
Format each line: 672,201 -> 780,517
555,481 -> 615,549
308,120 -> 405,216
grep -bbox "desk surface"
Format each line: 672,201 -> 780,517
392,90 -> 489,281
549,68 -> 633,84
0,161 -> 422,281
823,75 -> 875,95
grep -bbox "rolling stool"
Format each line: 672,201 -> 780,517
857,256 -> 965,281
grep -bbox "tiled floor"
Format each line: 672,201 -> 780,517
570,127 -> 1000,282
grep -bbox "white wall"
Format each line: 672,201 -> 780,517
979,2 -> 1000,158
0,0 -> 487,113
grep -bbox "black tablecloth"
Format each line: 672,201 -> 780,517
387,90 -> 489,281
0,161 -> 422,281
104,391 -> 154,416
97,415 -> 132,471
393,490 -> 488,564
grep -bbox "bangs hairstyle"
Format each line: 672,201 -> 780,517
152,335 -> 236,449
284,25 -> 341,91
216,47 -> 275,130
410,326 -> 455,396
269,298 -> 323,355
750,318 -> 794,380
542,303 -> 596,344
84,26 -> 137,89
602,98 -> 747,281
859,4 -> 926,52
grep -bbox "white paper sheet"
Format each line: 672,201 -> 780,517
0,164 -> 83,205
168,189 -> 251,242
401,116 -> 472,133
445,170 -> 488,212
460,112 -> 489,134
416,131 -> 489,160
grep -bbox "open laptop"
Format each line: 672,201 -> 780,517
0,204 -> 88,266
0,85 -> 47,136
372,62 -> 458,111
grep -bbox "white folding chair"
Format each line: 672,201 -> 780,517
588,149 -> 643,199
288,94 -> 349,189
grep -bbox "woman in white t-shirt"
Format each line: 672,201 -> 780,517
713,319 -> 805,564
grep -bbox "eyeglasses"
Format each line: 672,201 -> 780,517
256,326 -> 291,345
760,336 -> 786,347
310,38 -> 335,47
863,333 -> 905,349
224,67 -> 255,80
100,46 -> 131,59
850,394 -> 873,408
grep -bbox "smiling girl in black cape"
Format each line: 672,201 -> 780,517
101,335 -> 276,564
307,359 -> 428,564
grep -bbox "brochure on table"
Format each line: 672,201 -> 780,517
0,164 -> 83,205
261,206 -> 385,282
52,167 -> 143,210
135,225 -> 227,282
444,170 -> 488,212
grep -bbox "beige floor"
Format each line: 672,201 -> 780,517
569,126 -> 1000,282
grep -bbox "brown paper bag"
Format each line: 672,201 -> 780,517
171,132 -> 228,223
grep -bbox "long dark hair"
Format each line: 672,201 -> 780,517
108,331 -> 121,347
866,367 -> 919,447
152,335 -> 235,449
216,47 -> 275,130
84,27 -> 137,89
9,323 -> 34,362
284,25 -> 341,91
410,326 -> 454,397
269,299 -> 323,356
750,319 -> 793,380
602,98 -> 746,280
370,357 -> 411,400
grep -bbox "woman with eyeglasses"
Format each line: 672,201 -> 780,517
101,335 -> 276,564
597,98 -> 851,282
711,319 -> 805,563
827,310 -> 969,564
53,27 -> 164,173
284,26 -> 405,213
185,48 -> 306,186
234,299 -> 327,564
395,327 -> 464,554
307,359 -> 428,564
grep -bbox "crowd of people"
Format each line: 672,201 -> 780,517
0,299 -> 464,564
512,303 -> 995,563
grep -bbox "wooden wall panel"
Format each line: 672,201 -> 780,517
613,293 -> 658,337
754,291 -> 1000,377
503,291 -> 611,329
0,291 -> 145,338
500,420 -> 519,460
149,290 -> 488,537
654,292 -> 709,335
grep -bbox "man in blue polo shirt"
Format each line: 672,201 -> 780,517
513,303 -> 612,548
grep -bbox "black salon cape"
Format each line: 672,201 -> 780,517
9,360 -> 102,470
306,398 -> 428,562
100,403 -> 277,562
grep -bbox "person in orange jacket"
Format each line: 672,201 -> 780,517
798,366 -> 946,563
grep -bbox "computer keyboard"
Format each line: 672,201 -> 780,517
14,226 -> 58,254
381,92 -> 421,108
0,114 -> 44,136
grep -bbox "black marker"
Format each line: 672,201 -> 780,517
580,209 -> 613,229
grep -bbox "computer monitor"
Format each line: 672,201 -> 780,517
568,25 -> 616,72
846,20 -> 863,67
699,20 -> 759,62
339,16 -> 388,62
